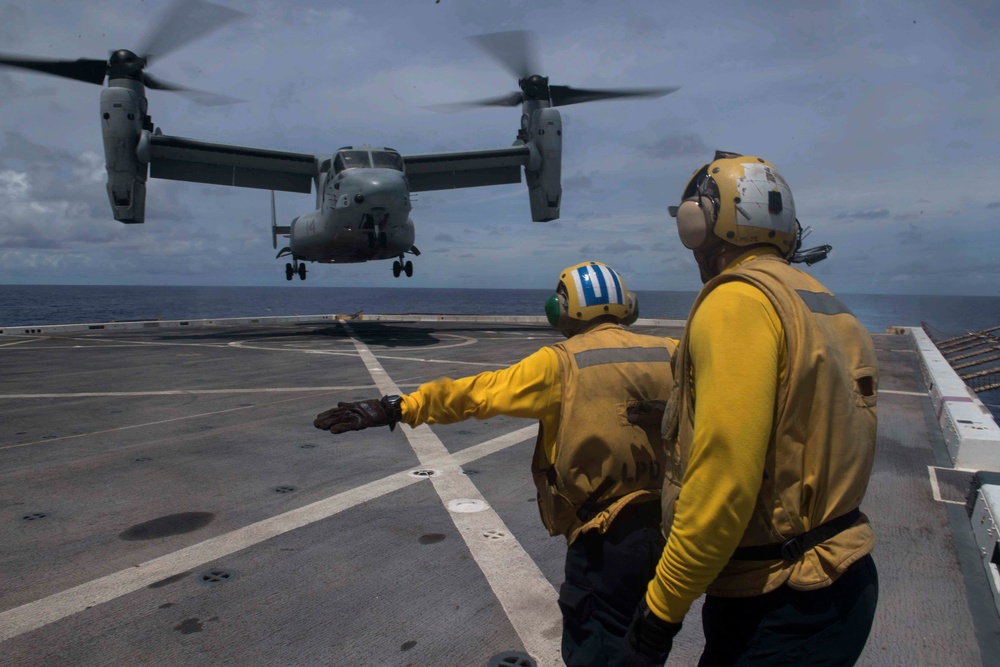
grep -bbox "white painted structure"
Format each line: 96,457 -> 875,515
909,327 -> 1000,471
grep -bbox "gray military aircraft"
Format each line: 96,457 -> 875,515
0,0 -> 677,281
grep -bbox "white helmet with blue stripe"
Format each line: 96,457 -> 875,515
545,261 -> 638,330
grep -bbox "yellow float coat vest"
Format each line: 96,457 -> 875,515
532,323 -> 676,545
664,255 -> 878,594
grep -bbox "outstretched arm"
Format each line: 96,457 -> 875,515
314,347 -> 561,435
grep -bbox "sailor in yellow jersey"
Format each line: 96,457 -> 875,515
314,262 -> 676,666
624,153 -> 879,666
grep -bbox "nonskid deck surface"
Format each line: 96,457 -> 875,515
1,320 -> 997,666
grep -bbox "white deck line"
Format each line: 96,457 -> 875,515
341,322 -> 563,667
0,427 -> 537,644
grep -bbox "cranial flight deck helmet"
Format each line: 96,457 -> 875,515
545,261 -> 639,334
669,151 -> 830,266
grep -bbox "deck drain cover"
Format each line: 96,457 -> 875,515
22,513 -> 47,521
198,568 -> 237,585
488,652 -> 536,667
274,486 -> 297,493
408,468 -> 441,478
482,529 -> 507,540
447,498 -> 489,513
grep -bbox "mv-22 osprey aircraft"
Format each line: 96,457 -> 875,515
0,0 -> 677,281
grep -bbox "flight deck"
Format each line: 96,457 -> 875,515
1,317 -> 998,666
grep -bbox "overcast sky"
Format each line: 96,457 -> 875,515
1,0 -> 998,294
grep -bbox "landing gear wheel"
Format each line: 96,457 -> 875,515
392,260 -> 401,278
285,263 -> 294,281
298,263 -> 307,280
404,260 -> 413,277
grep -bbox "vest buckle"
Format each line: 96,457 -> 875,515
779,537 -> 805,561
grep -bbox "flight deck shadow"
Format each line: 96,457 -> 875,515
151,321 -> 553,349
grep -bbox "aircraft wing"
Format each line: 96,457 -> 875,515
148,134 -> 317,194
402,145 -> 531,192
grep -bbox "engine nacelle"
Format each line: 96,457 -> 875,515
525,107 -> 562,222
100,85 -> 148,224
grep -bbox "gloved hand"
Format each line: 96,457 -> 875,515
622,598 -> 682,667
627,400 -> 667,430
314,395 -> 402,434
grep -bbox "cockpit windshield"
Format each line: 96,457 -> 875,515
333,151 -> 371,173
371,151 -> 404,171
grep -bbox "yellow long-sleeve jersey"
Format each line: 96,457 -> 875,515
646,253 -> 786,624
399,347 -> 564,461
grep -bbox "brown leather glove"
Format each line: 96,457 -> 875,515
314,395 -> 402,434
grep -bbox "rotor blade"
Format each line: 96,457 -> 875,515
0,54 -> 107,85
549,84 -> 680,107
137,0 -> 245,64
423,91 -> 524,113
142,71 -> 243,105
467,30 -> 540,80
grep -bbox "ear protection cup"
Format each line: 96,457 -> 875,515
676,196 -> 714,249
622,291 -> 639,326
544,293 -> 566,327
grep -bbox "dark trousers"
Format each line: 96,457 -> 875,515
558,501 -> 665,667
698,554 -> 879,667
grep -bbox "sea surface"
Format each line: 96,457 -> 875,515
2,285 -> 998,416
2,285 -> 1000,334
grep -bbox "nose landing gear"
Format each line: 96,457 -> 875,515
285,259 -> 307,281
392,256 -> 413,278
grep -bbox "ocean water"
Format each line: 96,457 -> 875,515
2,285 -> 999,335
2,285 -> 998,416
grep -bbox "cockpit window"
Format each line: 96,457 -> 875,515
372,151 -> 404,171
333,151 -> 371,173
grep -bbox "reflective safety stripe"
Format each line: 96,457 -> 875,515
795,290 -> 853,316
574,346 -> 672,369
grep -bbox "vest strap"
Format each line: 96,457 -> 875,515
730,508 -> 862,561
575,476 -> 616,522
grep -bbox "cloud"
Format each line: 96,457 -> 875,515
578,240 -> 643,254
564,172 -> 596,191
895,222 -> 925,245
835,208 -> 890,221
643,132 -> 711,159
986,202 -> 1000,209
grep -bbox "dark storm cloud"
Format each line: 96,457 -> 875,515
2,130 -> 69,164
644,132 -> 710,159
835,208 -> 890,221
895,222 -> 925,245
563,173 -> 595,191
0,5 -> 27,43
579,240 -> 643,254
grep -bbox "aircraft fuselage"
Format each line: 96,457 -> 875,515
289,165 -> 414,264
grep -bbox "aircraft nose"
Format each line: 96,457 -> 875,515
343,170 -> 407,209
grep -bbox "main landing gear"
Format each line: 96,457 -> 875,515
392,255 -> 413,278
285,260 -> 306,281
